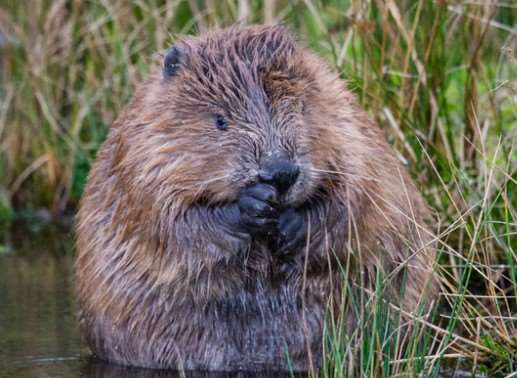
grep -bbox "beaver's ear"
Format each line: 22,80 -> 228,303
163,46 -> 182,78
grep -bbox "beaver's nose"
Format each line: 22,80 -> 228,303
259,153 -> 300,193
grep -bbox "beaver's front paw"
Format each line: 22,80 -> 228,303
277,207 -> 307,259
237,183 -> 280,236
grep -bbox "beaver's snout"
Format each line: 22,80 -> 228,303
258,152 -> 300,194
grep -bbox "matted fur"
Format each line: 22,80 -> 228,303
75,25 -> 435,372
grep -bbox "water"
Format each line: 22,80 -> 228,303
0,222 -> 84,377
0,223 -> 301,378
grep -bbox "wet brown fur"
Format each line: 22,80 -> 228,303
75,25 -> 436,372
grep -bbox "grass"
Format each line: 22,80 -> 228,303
0,0 -> 516,376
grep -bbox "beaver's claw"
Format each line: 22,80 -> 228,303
276,207 -> 307,259
237,183 -> 279,235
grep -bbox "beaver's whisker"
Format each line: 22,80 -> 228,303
197,174 -> 231,185
308,167 -> 380,182
191,174 -> 232,199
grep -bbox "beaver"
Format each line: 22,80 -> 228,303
75,25 -> 435,372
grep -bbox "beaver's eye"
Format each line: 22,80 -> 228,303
215,114 -> 228,131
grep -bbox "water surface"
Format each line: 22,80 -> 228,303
0,222 -> 85,377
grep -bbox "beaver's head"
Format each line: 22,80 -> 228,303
122,25 -> 355,207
